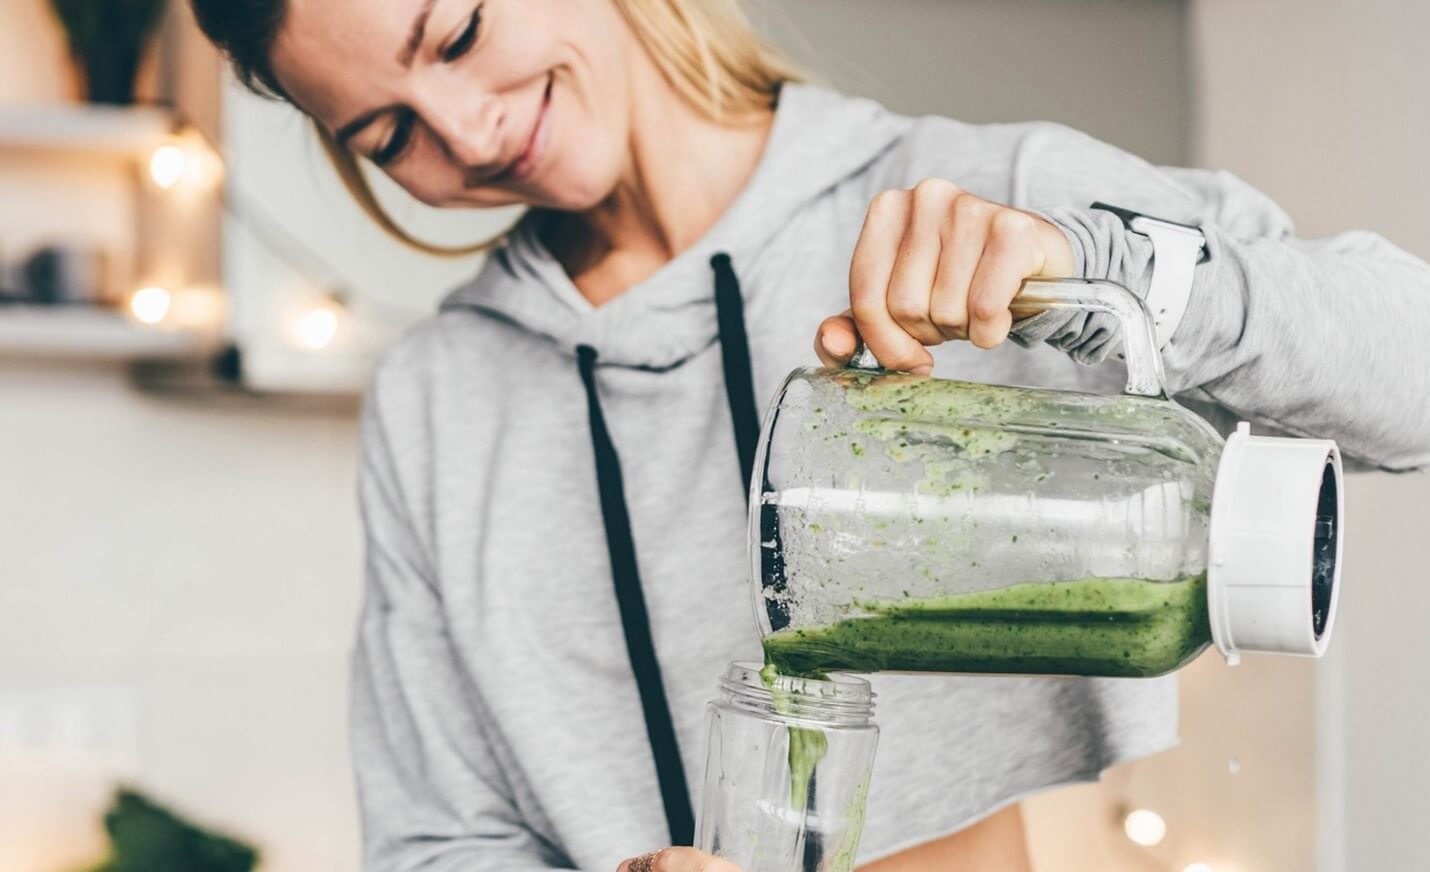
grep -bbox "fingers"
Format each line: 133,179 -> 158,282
617,848 -> 743,872
850,189 -> 935,374
835,178 -> 1077,369
815,311 -> 858,367
929,192 -> 992,342
887,180 -> 957,347
966,209 -> 1042,348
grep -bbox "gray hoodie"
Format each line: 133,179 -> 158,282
352,84 -> 1430,871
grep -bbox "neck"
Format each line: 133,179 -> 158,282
546,58 -> 774,306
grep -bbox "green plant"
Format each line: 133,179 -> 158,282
49,0 -> 168,55
81,788 -> 259,872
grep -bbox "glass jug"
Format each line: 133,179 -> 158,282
750,278 -> 1344,679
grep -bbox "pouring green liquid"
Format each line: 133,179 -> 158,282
754,665 -> 869,872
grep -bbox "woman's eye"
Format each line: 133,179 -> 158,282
372,113 -> 416,167
441,4 -> 483,63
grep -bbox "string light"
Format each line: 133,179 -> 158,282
129,287 -> 172,325
1122,808 -> 1167,847
147,131 -> 224,194
295,301 -> 341,351
148,144 -> 187,190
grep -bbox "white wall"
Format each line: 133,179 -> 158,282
0,361 -> 364,872
755,0 -> 1190,166
1189,2 -> 1430,869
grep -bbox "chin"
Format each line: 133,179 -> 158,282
536,173 -> 618,212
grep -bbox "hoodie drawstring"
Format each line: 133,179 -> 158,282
574,254 -> 766,847
577,344 -> 695,846
712,253 -> 819,867
712,253 -> 761,487
714,254 -> 792,634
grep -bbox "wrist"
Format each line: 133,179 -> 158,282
1029,209 -> 1086,282
1033,213 -> 1078,278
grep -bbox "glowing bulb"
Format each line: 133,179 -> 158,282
296,305 -> 340,351
1122,808 -> 1167,847
1183,864 -> 1215,872
129,287 -> 172,325
149,145 -> 188,190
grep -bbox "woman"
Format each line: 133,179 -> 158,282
192,1 -> 1430,870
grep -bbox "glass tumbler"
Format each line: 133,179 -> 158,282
696,662 -> 878,872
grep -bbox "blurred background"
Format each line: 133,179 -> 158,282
1,0 -> 1426,870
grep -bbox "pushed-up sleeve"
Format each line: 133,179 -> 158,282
1009,122 -> 1430,472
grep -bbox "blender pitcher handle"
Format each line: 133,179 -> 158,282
846,277 -> 1168,399
1011,277 -> 1167,398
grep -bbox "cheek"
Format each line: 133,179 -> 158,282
538,79 -> 629,208
544,141 -> 623,210
386,153 -> 460,208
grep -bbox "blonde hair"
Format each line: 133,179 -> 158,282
319,0 -> 801,257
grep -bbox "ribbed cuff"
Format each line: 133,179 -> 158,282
1013,207 -> 1157,365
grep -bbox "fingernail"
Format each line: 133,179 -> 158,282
912,365 -> 933,377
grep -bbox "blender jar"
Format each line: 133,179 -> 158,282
696,662 -> 878,872
750,279 -> 1343,678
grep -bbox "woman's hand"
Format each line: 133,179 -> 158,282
616,848 -> 741,872
815,179 -> 1077,374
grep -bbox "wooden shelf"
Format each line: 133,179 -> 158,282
0,104 -> 173,158
0,306 -> 211,361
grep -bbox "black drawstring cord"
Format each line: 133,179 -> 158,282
712,253 -> 820,868
712,253 -> 762,489
714,253 -> 791,633
574,254 -> 775,849
576,345 -> 695,846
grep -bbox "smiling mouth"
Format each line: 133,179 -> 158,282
492,73 -> 554,185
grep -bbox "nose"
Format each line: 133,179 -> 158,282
418,87 -> 506,174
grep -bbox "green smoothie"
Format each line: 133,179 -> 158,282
756,668 -> 865,872
763,574 -> 1210,679
758,663 -> 831,808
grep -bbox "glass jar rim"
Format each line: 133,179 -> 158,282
719,661 -> 875,726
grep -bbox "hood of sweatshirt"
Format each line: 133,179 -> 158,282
440,84 -> 910,370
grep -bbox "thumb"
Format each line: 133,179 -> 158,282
815,311 -> 859,367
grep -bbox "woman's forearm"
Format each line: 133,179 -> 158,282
859,804 -> 1033,872
1038,204 -> 1430,471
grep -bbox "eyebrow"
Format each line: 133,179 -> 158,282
334,0 -> 439,147
398,0 -> 440,68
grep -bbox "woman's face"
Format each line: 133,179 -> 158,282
270,0 -> 636,210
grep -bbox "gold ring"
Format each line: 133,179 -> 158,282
629,851 -> 661,872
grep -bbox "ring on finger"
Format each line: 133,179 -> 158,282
629,851 -> 661,872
